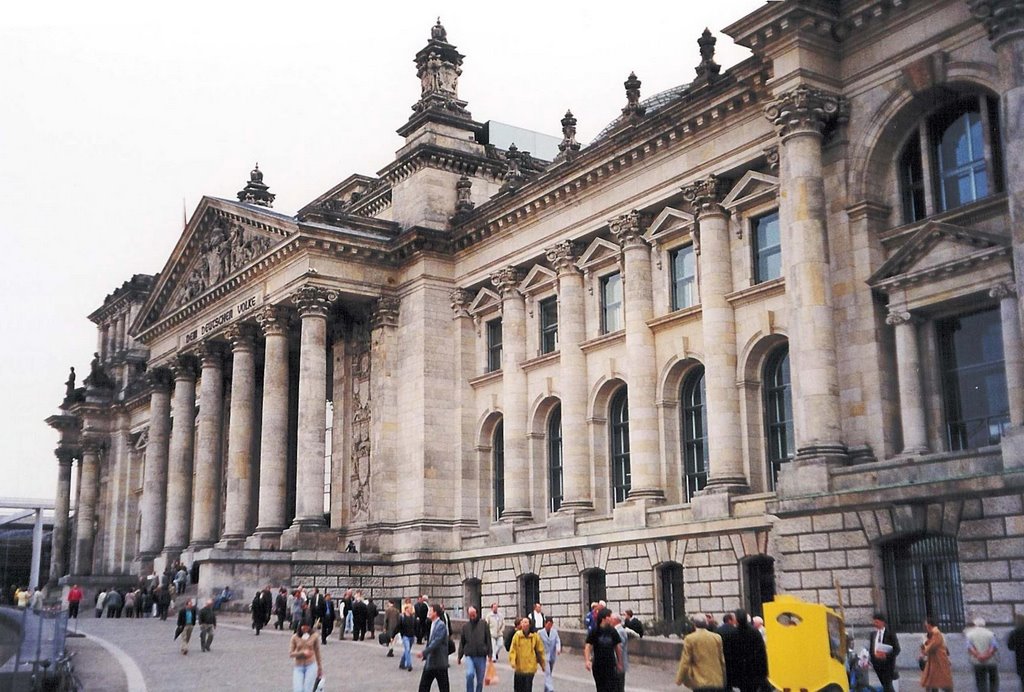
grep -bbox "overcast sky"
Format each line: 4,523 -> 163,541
0,0 -> 763,501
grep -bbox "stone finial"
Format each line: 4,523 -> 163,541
622,72 -> 646,119
237,163 -> 276,207
490,266 -> 525,297
431,17 -> 447,42
965,0 -> 1024,48
411,20 -> 469,118
764,85 -> 848,141
500,144 -> 528,193
371,296 -> 400,329
695,28 -> 721,82
555,110 -> 581,163
989,281 -> 1018,300
545,240 -> 583,274
454,175 -> 475,216
609,210 -> 650,249
450,288 -> 473,317
294,285 -> 338,318
681,175 -> 729,218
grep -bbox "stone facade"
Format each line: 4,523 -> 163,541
46,0 -> 1024,667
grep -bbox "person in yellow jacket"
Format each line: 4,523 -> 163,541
676,613 -> 727,690
509,616 -> 547,692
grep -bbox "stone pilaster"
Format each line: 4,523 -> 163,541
249,305 -> 291,547
289,285 -> 337,531
991,283 -> 1024,426
682,177 -> 747,508
48,449 -> 74,585
764,86 -> 848,489
221,324 -> 257,544
545,240 -> 593,513
886,309 -> 929,454
491,267 -> 532,521
451,289 -> 480,524
609,211 -> 664,504
190,342 -> 225,549
163,354 -> 198,556
138,368 -> 172,561
72,437 -> 102,575
368,295 -> 400,537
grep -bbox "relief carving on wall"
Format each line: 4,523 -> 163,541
176,222 -> 276,307
349,323 -> 372,521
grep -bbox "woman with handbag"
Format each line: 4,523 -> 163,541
920,617 -> 954,692
509,617 -> 546,692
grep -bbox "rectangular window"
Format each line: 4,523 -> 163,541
670,245 -> 697,310
752,211 -> 782,284
601,272 -> 623,334
486,318 -> 503,373
539,296 -> 558,354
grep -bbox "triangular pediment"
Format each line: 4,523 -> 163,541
518,265 -> 557,295
868,221 -> 1011,288
468,287 -> 501,315
644,206 -> 694,244
134,197 -> 297,335
576,237 -> 620,271
722,171 -> 779,211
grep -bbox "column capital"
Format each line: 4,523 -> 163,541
224,323 -> 258,351
198,341 -> 227,367
490,266 -> 525,298
764,84 -> 848,141
681,175 -> 729,219
145,367 -> 173,392
544,240 -> 583,275
989,281 -> 1018,300
256,304 -> 290,337
371,295 -> 401,329
80,434 -> 104,455
966,0 -> 1024,49
294,285 -> 338,318
55,447 -> 76,466
170,354 -> 200,381
885,309 -> 916,327
450,288 -> 473,318
609,209 -> 651,250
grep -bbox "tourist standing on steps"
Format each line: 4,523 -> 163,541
457,606 -> 490,692
198,598 -> 217,652
289,621 -> 323,692
486,602 -> 504,662
175,598 -> 199,655
417,604 -> 451,692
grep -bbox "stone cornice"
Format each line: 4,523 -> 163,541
872,245 -> 1011,292
378,143 -> 503,189
723,0 -> 841,54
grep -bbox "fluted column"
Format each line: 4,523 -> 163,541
764,85 -> 848,462
163,355 -> 198,555
138,368 -> 172,559
991,283 -> 1024,426
491,267 -> 532,520
886,309 -> 929,454
190,343 -> 226,548
221,324 -> 257,542
251,306 -> 291,543
610,211 -> 664,502
682,177 -> 747,490
545,241 -> 593,511
47,449 -> 74,585
291,286 -> 337,529
72,438 -> 102,575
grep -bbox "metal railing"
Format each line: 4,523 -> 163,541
2,605 -> 73,690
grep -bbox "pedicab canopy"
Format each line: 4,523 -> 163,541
764,595 -> 849,692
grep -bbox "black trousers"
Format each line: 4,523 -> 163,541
418,668 -> 450,692
68,602 -> 79,618
513,672 -> 535,692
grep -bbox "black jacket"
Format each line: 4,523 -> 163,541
721,623 -> 768,689
869,628 -> 901,680
458,617 -> 491,659
174,606 -> 198,638
198,606 -> 217,626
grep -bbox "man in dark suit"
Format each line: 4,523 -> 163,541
415,594 -> 430,644
308,588 -> 326,628
352,592 -> 370,641
417,604 -> 451,692
868,612 -> 900,692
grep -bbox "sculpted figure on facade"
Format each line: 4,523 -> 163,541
177,222 -> 276,307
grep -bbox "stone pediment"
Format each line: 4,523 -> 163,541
576,238 -> 620,272
644,207 -> 694,245
722,171 -> 778,211
468,287 -> 501,315
518,265 -> 557,296
868,221 -> 1010,291
134,197 -> 296,334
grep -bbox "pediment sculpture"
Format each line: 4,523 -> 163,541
176,222 -> 276,307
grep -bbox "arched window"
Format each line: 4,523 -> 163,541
609,387 -> 631,506
493,420 -> 505,521
681,366 -> 708,502
583,568 -> 607,608
745,556 -> 776,618
898,94 -> 1001,223
764,347 -> 794,491
882,534 -> 964,631
463,578 -> 482,614
659,562 -> 685,623
520,573 -> 541,617
548,406 -> 563,513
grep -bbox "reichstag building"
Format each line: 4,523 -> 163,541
46,0 -> 1024,643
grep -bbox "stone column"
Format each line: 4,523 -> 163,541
491,267 -> 532,520
163,355 -> 198,556
991,283 -> 1024,426
138,368 -> 172,560
190,343 -> 225,548
886,309 -> 929,454
290,286 -> 337,530
249,306 -> 291,546
545,240 -> 593,512
609,211 -> 664,502
221,324 -> 257,543
451,290 -> 478,523
682,177 -> 747,494
47,449 -> 74,585
764,85 -> 848,464
72,438 -> 101,575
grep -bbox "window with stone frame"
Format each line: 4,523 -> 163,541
600,272 -> 623,334
764,346 -> 794,491
751,210 -> 782,284
463,578 -> 482,613
881,534 -> 965,631
937,307 -> 1009,450
493,420 -> 505,521
609,386 -> 631,505
486,317 -> 503,373
659,562 -> 685,624
898,93 -> 1003,224
539,296 -> 559,354
548,405 -> 563,513
583,568 -> 607,608
520,573 -> 541,617
681,365 -> 708,502
670,244 -> 698,310
745,556 -> 775,618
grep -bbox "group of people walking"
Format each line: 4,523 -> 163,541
674,609 -> 767,692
